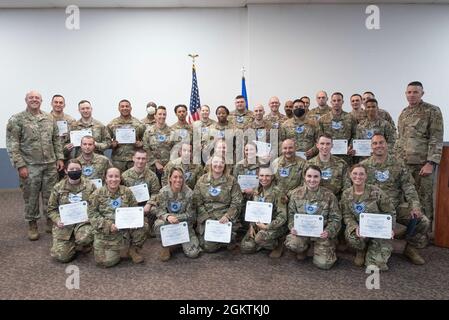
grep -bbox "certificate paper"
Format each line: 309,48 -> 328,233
238,175 -> 259,190
294,214 -> 324,238
353,139 -> 372,156
253,140 -> 271,157
359,213 -> 393,239
331,139 -> 348,155
160,222 -> 190,247
115,128 -> 136,144
115,207 -> 144,229
56,121 -> 68,136
59,201 -> 88,226
70,129 -> 92,147
90,179 -> 102,189
245,201 -> 273,224
204,220 -> 232,243
295,151 -> 307,160
129,184 -> 150,203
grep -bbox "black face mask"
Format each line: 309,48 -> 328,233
67,170 -> 82,180
294,108 -> 306,118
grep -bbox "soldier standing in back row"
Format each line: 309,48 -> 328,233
6,90 -> 64,240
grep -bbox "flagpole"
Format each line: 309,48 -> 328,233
188,54 -> 200,124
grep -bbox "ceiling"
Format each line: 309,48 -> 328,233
1,0 -> 448,8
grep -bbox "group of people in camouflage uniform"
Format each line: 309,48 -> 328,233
5,80 -> 443,271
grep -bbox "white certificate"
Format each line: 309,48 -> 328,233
90,179 -> 102,189
245,201 -> 273,224
295,151 -> 307,160
56,121 -> 68,136
115,207 -> 144,229
129,183 -> 150,203
353,139 -> 372,156
204,219 -> 232,243
59,201 -> 88,226
70,129 -> 92,147
294,214 -> 324,238
115,128 -> 136,144
253,140 -> 271,157
160,222 -> 190,247
331,139 -> 348,155
359,213 -> 393,239
238,175 -> 259,190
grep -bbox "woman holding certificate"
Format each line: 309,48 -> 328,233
153,167 -> 201,261
285,165 -> 341,270
47,159 -> 96,263
240,166 -> 288,258
193,155 -> 243,253
89,167 -> 146,267
340,164 -> 396,271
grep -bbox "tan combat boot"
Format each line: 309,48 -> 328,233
129,246 -> 144,264
404,244 -> 425,265
28,221 -> 39,241
45,218 -> 53,233
159,246 -> 171,262
269,242 -> 284,259
354,250 -> 365,267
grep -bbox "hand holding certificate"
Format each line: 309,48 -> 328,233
115,207 -> 144,229
204,219 -> 232,243
359,213 -> 393,239
59,201 -> 89,226
353,139 -> 372,156
245,201 -> 273,224
331,139 -> 348,155
70,129 -> 92,147
115,128 -> 136,144
56,121 -> 68,136
238,175 -> 259,190
294,214 -> 324,238
160,222 -> 190,247
129,184 -> 150,203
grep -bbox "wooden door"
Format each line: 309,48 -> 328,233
435,146 -> 449,248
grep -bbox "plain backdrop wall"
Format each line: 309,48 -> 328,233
1,4 -> 448,187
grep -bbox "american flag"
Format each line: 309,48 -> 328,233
188,64 -> 201,123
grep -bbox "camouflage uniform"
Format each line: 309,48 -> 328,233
264,112 -> 287,130
48,177 -> 96,262
141,115 -> 156,131
240,184 -> 287,253
351,108 -> 396,129
361,155 -> 430,248
395,101 -> 444,221
306,105 -> 331,126
143,124 -> 175,170
162,157 -> 204,190
89,185 -> 146,267
228,110 -> 254,130
193,118 -> 217,151
285,186 -> 341,269
318,110 -> 357,165
193,173 -> 243,252
280,117 -> 317,159
340,184 -> 396,269
246,118 -> 273,144
307,155 -> 351,200
50,111 -> 76,163
107,116 -> 146,172
153,184 -> 201,258
356,117 -> 396,148
205,122 -> 235,165
122,166 -> 161,236
272,155 -> 306,195
171,122 -> 192,143
76,153 -> 112,182
6,110 -> 63,221
70,118 -> 112,157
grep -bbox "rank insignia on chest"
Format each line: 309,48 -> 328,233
208,186 -> 221,196
295,125 -> 304,134
365,129 -> 375,139
201,127 -> 209,134
375,170 -> 390,182
218,130 -> 225,138
353,202 -> 366,214
256,129 -> 265,138
179,129 -> 188,138
247,169 -> 257,176
331,121 -> 343,130
321,168 -> 333,180
169,201 -> 182,213
82,166 -> 94,177
272,122 -> 279,129
110,197 -> 122,209
279,167 -> 290,177
236,116 -> 244,123
305,203 -> 318,214
156,134 -> 167,142
184,171 -> 192,181
68,192 -> 83,203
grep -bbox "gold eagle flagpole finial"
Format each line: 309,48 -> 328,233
188,54 -> 199,66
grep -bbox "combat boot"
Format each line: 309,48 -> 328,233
269,242 -> 284,259
129,246 -> 144,264
159,246 -> 171,262
28,221 -> 39,241
354,250 -> 365,267
46,218 -> 53,233
296,251 -> 307,261
404,244 -> 425,265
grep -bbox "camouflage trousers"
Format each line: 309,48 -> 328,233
285,234 -> 337,270
197,221 -> 239,253
396,203 -> 430,249
20,163 -> 58,221
407,164 -> 435,221
153,219 -> 201,258
240,226 -> 287,253
94,225 -> 147,268
111,160 -> 134,173
50,224 -> 93,263
345,226 -> 392,269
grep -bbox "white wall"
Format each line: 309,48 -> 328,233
1,4 -> 448,149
